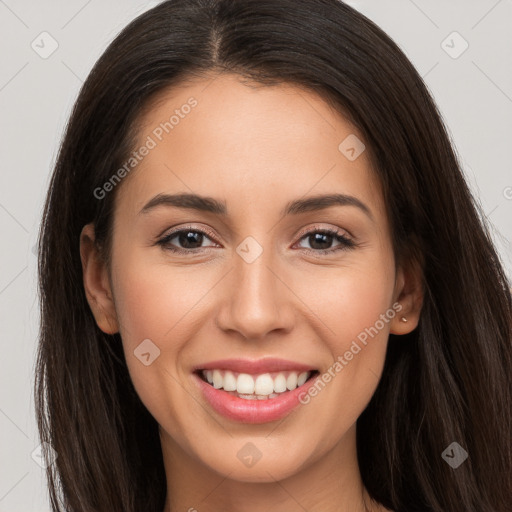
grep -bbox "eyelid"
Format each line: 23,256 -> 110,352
294,223 -> 353,241
159,223 -> 352,245
159,224 -> 220,245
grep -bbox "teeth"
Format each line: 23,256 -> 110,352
232,392 -> 281,400
238,393 -> 257,400
297,371 -> 309,386
201,369 -> 313,395
286,372 -> 298,390
223,371 -> 237,391
274,373 -> 287,393
254,374 -> 274,395
237,374 -> 255,394
212,369 -> 223,389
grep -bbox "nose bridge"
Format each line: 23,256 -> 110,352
217,235 -> 294,339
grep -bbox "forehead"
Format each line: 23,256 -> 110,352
115,73 -> 386,226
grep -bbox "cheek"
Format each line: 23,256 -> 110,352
337,268 -> 394,348
303,255 -> 396,418
110,249 -> 232,418
109,249 -> 205,387
110,255 -> 211,433
112,253 -> 212,347
307,255 -> 395,353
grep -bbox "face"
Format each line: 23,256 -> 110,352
81,73 -> 421,484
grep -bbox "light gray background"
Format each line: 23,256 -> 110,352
0,1 -> 511,510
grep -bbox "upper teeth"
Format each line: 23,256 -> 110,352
202,370 -> 311,395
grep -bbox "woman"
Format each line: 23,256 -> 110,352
35,0 -> 512,511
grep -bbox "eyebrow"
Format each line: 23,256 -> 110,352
139,192 -> 374,221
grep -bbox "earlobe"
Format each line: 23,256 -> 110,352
390,260 -> 424,335
79,223 -> 119,334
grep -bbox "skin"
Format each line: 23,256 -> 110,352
80,73 -> 423,512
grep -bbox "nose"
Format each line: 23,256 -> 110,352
215,246 -> 295,341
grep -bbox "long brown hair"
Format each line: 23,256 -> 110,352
35,1 -> 512,510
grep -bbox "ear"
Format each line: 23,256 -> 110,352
390,257 -> 423,335
79,223 -> 119,334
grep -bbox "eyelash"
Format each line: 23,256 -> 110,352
156,224 -> 356,256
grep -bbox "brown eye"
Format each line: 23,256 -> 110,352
296,228 -> 355,255
157,226 -> 218,254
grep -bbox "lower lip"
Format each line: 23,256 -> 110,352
193,372 -> 319,424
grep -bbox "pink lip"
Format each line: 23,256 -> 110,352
193,357 -> 317,374
193,370 -> 320,424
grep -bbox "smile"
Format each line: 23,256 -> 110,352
199,369 -> 315,399
192,358 -> 320,423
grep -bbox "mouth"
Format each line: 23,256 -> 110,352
192,365 -> 321,424
195,369 -> 320,400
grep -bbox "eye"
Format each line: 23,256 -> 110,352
156,225 -> 218,254
294,226 -> 356,255
156,224 -> 356,256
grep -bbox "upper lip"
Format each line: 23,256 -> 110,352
193,357 -> 317,374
